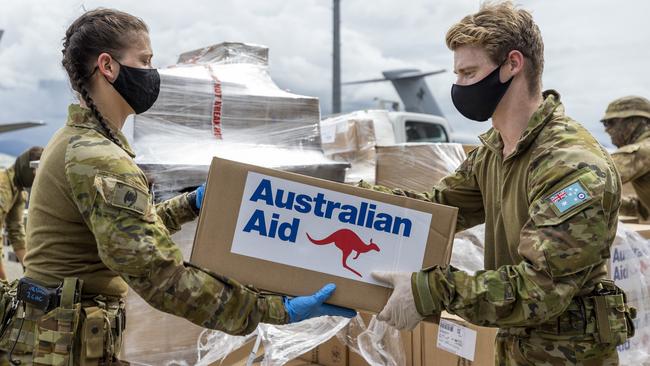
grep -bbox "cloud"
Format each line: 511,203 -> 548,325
1,0 -> 649,148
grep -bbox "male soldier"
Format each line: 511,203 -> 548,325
0,147 -> 42,280
602,96 -> 650,221
364,2 -> 634,364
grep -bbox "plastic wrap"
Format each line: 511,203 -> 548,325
132,42 -> 348,202
451,224 -> 486,275
258,317 -> 351,365
610,226 -> 650,364
338,314 -> 405,366
186,313 -> 406,366
375,143 -> 467,192
319,115 -> 377,184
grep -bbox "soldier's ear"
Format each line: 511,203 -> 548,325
97,53 -> 119,83
503,50 -> 525,80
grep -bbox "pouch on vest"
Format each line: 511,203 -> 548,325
78,296 -> 126,366
0,280 -> 36,354
32,277 -> 82,366
80,306 -> 104,364
588,280 -> 636,346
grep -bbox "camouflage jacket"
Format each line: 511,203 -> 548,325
24,104 -> 287,335
0,166 -> 26,251
362,91 -> 621,328
612,130 -> 650,216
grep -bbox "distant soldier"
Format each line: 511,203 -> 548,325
602,96 -> 650,221
0,146 -> 42,280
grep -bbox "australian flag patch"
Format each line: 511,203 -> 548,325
548,181 -> 591,214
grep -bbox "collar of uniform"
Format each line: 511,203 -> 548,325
479,90 -> 562,158
65,104 -> 136,158
632,129 -> 650,144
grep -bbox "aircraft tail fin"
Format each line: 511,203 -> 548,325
343,68 -> 445,117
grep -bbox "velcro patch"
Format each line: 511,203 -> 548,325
110,181 -> 149,215
547,181 -> 591,214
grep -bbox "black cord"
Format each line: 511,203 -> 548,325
8,302 -> 25,365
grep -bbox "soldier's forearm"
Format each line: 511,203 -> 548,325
413,263 -> 580,328
155,192 -> 198,234
127,263 -> 287,335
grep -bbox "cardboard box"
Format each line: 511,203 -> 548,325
321,118 -> 376,165
412,324 -> 422,366
221,340 -> 322,366
191,157 -> 457,313
619,215 -> 640,224
299,336 -> 348,366
422,313 -> 497,366
375,143 -> 466,192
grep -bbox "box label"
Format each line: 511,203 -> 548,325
231,172 -> 433,283
321,124 -> 337,144
436,319 -> 477,362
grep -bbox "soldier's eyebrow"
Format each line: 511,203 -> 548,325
455,66 -> 478,75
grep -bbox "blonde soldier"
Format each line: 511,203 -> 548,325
365,2 -> 634,365
16,9 -> 353,365
0,147 -> 42,280
602,96 -> 650,221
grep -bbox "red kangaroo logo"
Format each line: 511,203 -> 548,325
306,229 -> 381,277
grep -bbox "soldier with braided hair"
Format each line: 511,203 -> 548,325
11,8 -> 353,365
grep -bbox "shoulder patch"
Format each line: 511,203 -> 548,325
547,181 -> 592,215
110,181 -> 149,215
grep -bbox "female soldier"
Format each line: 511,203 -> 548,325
20,8 -> 353,364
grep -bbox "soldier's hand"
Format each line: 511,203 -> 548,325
284,283 -> 356,323
188,183 -> 206,213
372,271 -> 423,330
195,183 -> 206,209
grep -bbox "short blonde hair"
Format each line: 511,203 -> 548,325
446,1 -> 544,94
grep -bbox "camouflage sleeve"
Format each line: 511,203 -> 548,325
619,195 -> 649,220
66,145 -> 287,335
5,191 -> 26,251
612,145 -> 649,183
154,193 -> 198,235
358,149 -> 485,232
412,143 -> 619,328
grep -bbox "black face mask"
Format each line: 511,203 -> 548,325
110,61 -> 161,114
451,63 -> 513,122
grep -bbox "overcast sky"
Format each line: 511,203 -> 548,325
1,0 -> 649,152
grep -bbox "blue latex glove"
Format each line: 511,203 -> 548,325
284,283 -> 357,323
195,183 -> 206,210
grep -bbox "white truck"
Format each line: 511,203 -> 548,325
323,109 -> 453,146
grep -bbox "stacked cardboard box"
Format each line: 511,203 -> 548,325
375,143 -> 466,192
419,313 -> 497,366
320,118 -> 377,184
302,312 -> 497,366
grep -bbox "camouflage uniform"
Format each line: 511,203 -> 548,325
0,166 -> 26,256
603,96 -> 650,220
362,91 -> 633,365
22,104 -> 287,363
